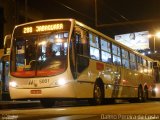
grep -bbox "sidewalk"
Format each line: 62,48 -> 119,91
0,100 -> 40,109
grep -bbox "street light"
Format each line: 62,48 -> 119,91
148,32 -> 160,53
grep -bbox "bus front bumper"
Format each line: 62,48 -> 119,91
9,82 -> 76,100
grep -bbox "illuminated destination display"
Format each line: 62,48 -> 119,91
23,23 -> 63,34
23,27 -> 32,34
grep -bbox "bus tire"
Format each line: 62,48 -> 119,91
89,81 -> 104,105
40,99 -> 55,108
137,86 -> 143,102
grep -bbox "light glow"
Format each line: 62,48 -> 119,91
156,32 -> 160,38
154,87 -> 158,93
56,79 -> 67,86
144,68 -> 148,73
108,85 -> 112,88
38,41 -> 47,46
55,39 -> 63,43
148,34 -> 152,38
9,81 -> 17,88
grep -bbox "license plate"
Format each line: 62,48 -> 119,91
30,90 -> 41,94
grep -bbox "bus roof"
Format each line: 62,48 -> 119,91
14,18 -> 74,28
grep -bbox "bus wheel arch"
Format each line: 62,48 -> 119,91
89,78 -> 105,105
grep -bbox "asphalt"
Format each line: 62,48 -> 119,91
0,100 -> 41,109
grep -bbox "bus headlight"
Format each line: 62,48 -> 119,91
9,81 -> 18,88
55,79 -> 67,86
154,87 -> 158,93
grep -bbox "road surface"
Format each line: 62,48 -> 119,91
0,101 -> 160,120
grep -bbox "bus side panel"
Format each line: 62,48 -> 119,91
89,60 -> 116,98
74,81 -> 94,98
74,60 -> 95,98
118,68 -> 138,98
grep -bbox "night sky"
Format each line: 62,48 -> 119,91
1,0 -> 160,50
25,0 -> 160,35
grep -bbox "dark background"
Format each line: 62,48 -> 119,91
1,0 -> 160,53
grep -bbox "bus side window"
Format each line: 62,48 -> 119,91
100,38 -> 112,63
89,33 -> 100,60
121,49 -> 129,69
143,59 -> 148,74
112,44 -> 121,65
137,56 -> 143,73
148,61 -> 152,75
130,53 -> 137,70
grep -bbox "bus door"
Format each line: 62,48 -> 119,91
73,27 -> 91,97
75,27 -> 89,82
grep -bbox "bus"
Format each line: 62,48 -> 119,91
1,34 -> 11,100
7,19 -> 155,107
151,61 -> 160,99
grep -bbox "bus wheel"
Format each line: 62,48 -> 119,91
89,82 -> 104,105
138,87 -> 143,102
40,99 -> 55,108
143,87 -> 148,102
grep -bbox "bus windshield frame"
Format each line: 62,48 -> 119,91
10,20 -> 71,78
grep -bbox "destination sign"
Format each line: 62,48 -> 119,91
23,23 -> 63,34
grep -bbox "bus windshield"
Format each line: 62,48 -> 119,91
11,32 -> 69,77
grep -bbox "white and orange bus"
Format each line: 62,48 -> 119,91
7,19 -> 155,107
1,34 -> 11,100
